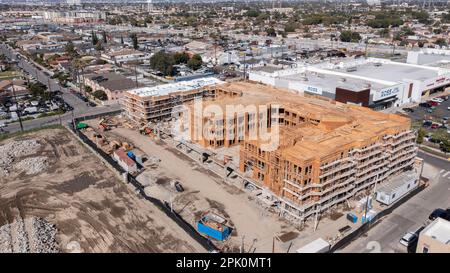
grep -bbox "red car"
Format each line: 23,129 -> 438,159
428,101 -> 439,106
431,124 -> 439,129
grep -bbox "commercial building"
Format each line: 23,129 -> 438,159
122,77 -> 226,123
249,57 -> 450,110
101,49 -> 147,65
84,72 -> 137,102
180,81 -> 419,222
42,11 -> 107,24
416,218 -> 450,253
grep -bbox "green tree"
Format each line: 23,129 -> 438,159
130,33 -> 138,50
91,30 -> 98,46
102,30 -> 107,43
65,41 -> 77,57
150,51 -> 174,76
187,54 -> 203,71
340,30 -> 361,42
284,24 -> 297,33
84,86 -> 92,93
95,42 -> 103,51
440,139 -> 450,153
173,52 -> 190,64
434,38 -> 447,47
266,27 -> 276,37
416,128 -> 426,144
93,90 -> 107,101
245,9 -> 261,18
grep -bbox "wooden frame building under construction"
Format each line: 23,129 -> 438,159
181,81 -> 419,222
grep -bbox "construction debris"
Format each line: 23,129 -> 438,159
14,156 -> 49,175
0,139 -> 41,176
0,217 -> 59,253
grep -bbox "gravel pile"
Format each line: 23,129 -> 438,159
0,139 -> 41,176
0,217 -> 59,253
11,218 -> 30,253
30,218 -> 59,253
0,225 -> 13,253
15,156 -> 49,175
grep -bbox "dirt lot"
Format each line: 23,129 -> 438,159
0,128 -> 205,253
100,126 -> 297,253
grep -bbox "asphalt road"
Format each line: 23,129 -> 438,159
0,43 -> 121,133
339,154 -> 450,253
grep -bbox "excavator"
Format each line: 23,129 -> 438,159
98,117 -> 118,132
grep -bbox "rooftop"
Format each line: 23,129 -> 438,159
376,171 -> 418,195
194,81 -> 411,162
86,72 -> 137,91
330,62 -> 439,83
127,77 -> 224,98
422,218 -> 450,245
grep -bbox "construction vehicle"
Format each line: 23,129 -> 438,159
98,117 -> 118,132
139,125 -> 153,135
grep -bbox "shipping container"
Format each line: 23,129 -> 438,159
197,215 -> 231,241
347,213 -> 358,224
376,171 -> 419,206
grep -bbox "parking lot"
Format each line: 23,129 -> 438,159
403,94 -> 450,153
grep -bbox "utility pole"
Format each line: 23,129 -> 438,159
11,83 -> 24,132
243,52 -> 247,81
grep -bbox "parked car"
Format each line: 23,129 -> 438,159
403,108 -> 414,113
419,102 -> 431,108
429,208 -> 447,220
428,101 -> 439,106
423,120 -> 433,127
399,232 -> 418,247
431,124 -> 439,129
431,97 -> 444,103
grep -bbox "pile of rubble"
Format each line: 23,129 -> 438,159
0,217 -> 59,253
15,156 -> 49,175
0,224 -> 12,253
0,139 -> 42,176
30,218 -> 59,253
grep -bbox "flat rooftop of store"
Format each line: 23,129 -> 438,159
325,61 -> 440,83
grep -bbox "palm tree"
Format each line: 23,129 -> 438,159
72,57 -> 88,97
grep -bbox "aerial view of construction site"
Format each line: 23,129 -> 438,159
1,1 -> 450,262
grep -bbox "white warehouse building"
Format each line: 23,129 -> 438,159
249,57 -> 450,110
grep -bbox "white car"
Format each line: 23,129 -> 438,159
400,232 -> 418,247
431,97 -> 444,103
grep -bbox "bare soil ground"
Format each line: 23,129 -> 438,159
103,126 -> 294,253
0,128 -> 205,253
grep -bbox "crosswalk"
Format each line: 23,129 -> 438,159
439,169 -> 450,179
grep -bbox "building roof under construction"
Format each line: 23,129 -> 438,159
127,77 -> 224,98
207,82 -> 412,162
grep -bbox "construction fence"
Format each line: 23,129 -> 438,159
329,183 -> 426,252
69,118 -> 219,253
